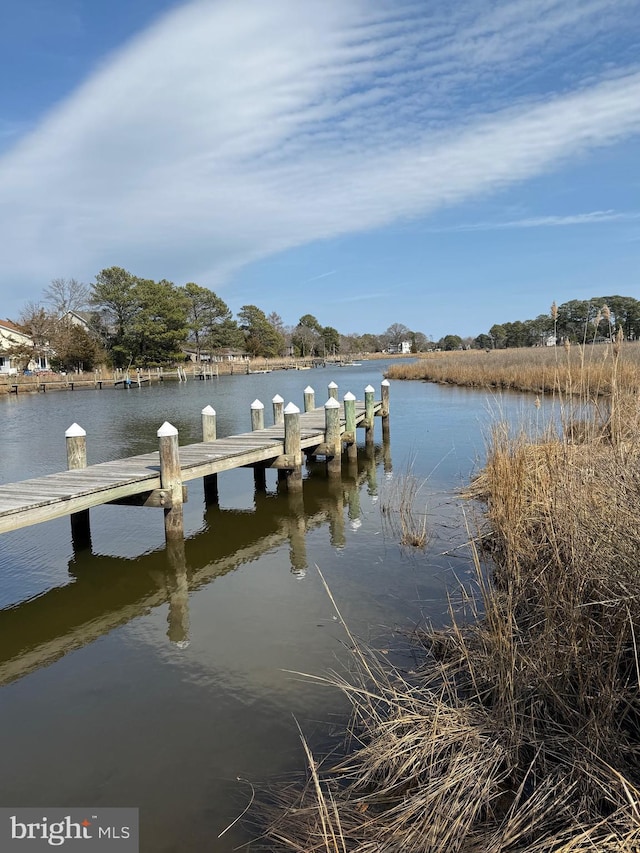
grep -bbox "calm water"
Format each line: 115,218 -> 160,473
0,363 -> 534,851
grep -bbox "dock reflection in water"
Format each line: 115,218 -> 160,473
0,444 -> 387,687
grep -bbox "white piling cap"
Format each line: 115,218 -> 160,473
284,402 -> 300,414
272,394 -> 284,403
325,397 -> 340,409
201,405 -> 216,415
343,392 -> 356,401
251,398 -> 264,409
157,421 -> 178,437
381,379 -> 390,386
65,422 -> 86,438
304,386 -> 314,394
364,384 -> 375,393
328,381 -> 338,389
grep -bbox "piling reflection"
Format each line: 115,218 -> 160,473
166,538 -> 190,648
0,441 -> 389,686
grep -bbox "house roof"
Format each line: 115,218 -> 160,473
0,319 -> 26,334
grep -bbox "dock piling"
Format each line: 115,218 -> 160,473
343,392 -> 357,461
303,386 -> 315,413
328,381 -> 338,400
283,403 -> 303,491
364,385 -> 375,445
158,422 -> 184,540
381,379 -> 390,442
201,406 -> 218,504
324,397 -> 342,476
272,394 -> 284,426
66,422 -> 91,549
250,399 -> 265,432
251,401 -> 266,489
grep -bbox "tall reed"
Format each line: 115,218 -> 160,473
258,331 -> 640,852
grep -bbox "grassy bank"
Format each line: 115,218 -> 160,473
386,340 -> 640,396
260,345 -> 640,851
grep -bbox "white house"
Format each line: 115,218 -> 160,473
0,319 -> 50,374
388,340 -> 412,354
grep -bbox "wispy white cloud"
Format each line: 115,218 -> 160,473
336,292 -> 386,304
0,0 -> 639,294
432,210 -> 640,232
302,270 -> 338,284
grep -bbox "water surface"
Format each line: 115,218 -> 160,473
0,363 -> 535,851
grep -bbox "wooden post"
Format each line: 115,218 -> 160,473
381,379 -> 390,443
364,384 -> 375,445
303,386 -> 315,412
343,391 -> 357,461
325,397 -> 342,476
66,422 -> 87,470
272,394 -> 284,425
251,399 -> 265,431
328,380 -> 338,400
284,402 -> 302,490
201,405 -> 217,441
66,422 -> 91,549
251,400 -> 266,491
158,421 -> 184,540
201,405 -> 218,504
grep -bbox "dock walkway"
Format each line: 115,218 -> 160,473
0,399 -> 383,535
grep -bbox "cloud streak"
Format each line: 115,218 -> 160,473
433,211 -> 640,232
0,0 -> 639,293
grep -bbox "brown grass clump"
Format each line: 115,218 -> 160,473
380,466 -> 429,548
385,340 -> 640,397
257,344 -> 640,852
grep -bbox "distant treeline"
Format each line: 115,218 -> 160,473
10,268 -> 429,371
437,296 -> 640,351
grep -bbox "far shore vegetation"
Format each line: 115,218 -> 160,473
258,325 -> 640,851
4,271 -> 640,379
387,337 -> 640,396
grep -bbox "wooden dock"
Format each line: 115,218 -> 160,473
0,381 -> 390,541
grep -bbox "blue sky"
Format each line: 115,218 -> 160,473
0,0 -> 639,340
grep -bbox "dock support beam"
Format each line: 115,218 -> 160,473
66,422 -> 91,550
158,422 -> 184,540
364,384 -> 375,446
325,397 -> 342,476
201,405 -> 218,505
283,403 -> 302,491
328,381 -> 338,400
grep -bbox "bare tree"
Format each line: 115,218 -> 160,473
44,278 -> 90,317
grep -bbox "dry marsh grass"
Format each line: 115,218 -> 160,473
386,341 -> 640,397
380,467 -> 429,548
257,341 -> 640,852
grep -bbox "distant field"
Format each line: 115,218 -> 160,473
386,342 -> 640,396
